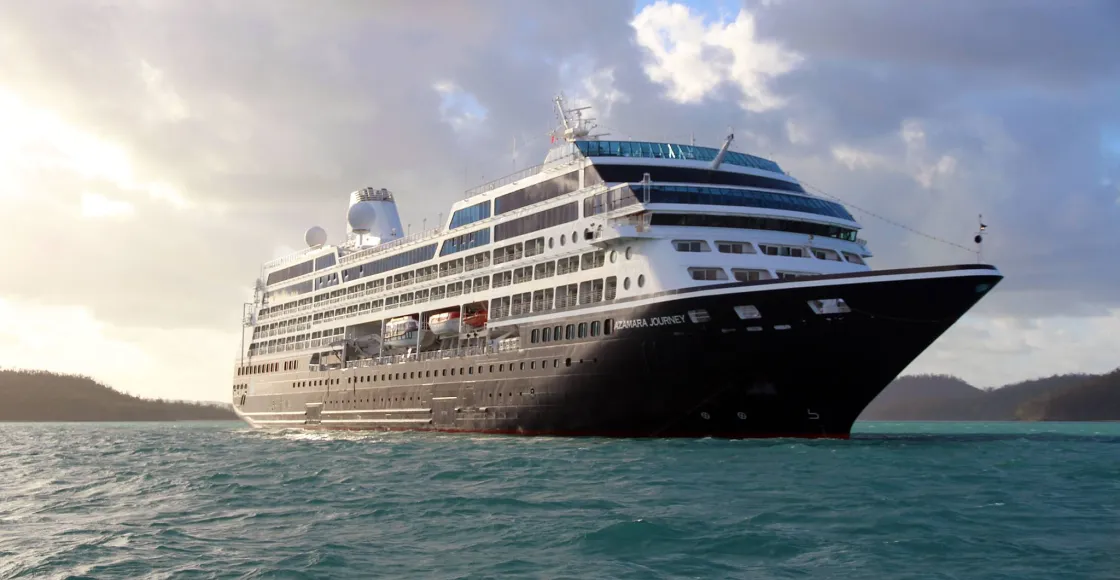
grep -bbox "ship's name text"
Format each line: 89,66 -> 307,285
614,314 -> 686,330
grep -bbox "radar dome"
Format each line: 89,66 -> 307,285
347,201 -> 378,233
304,226 -> 327,248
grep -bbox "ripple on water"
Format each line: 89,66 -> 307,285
0,421 -> 1118,579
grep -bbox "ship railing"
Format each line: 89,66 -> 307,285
338,227 -> 445,266
439,265 -> 464,278
464,151 -> 582,197
263,246 -> 319,269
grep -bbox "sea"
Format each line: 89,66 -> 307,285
0,422 -> 1117,580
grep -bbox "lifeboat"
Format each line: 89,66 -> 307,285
429,311 -> 461,337
462,308 -> 488,330
383,316 -> 419,349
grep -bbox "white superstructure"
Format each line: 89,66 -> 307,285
238,97 -> 873,365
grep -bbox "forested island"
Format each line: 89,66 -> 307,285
3,367 -> 1117,423
0,369 -> 237,422
859,368 -> 1120,421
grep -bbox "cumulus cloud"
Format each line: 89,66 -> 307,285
632,0 -> 801,111
0,0 -> 1116,400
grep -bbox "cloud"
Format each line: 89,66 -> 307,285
434,81 -> 488,135
632,0 -> 801,111
0,297 -> 238,402
80,191 -> 135,219
905,309 -> 1120,388
0,0 -> 1116,400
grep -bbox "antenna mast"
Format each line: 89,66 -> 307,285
552,94 -> 608,142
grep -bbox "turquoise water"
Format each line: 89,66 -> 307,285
1,421 -> 1117,579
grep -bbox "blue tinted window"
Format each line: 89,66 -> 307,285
449,201 -> 491,229
575,140 -> 784,174
643,185 -> 854,221
440,228 -> 491,256
343,243 -> 438,281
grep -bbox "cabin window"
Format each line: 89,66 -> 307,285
468,366 -> 473,375
581,251 -> 606,270
542,327 -> 552,342
578,323 -> 587,338
605,277 -> 617,300
531,329 -> 540,343
525,237 -> 545,257
777,271 -> 814,279
591,321 -> 601,336
604,318 -> 614,335
842,251 -> 866,265
732,269 -> 772,282
565,324 -> 575,340
758,244 -> 808,258
673,240 -> 709,252
689,267 -> 728,281
638,275 -> 646,288
451,368 -> 456,376
717,241 -> 755,254
623,277 -> 630,291
534,261 -> 557,280
553,326 -> 562,340
811,248 -> 842,261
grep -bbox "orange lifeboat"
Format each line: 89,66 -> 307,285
462,309 -> 488,330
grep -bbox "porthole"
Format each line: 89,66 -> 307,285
572,231 -> 578,244
625,246 -> 633,260
638,274 -> 646,288
548,237 -> 554,249
609,250 -> 617,263
623,277 -> 631,290
560,234 -> 566,246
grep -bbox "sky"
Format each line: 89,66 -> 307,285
0,0 -> 1118,402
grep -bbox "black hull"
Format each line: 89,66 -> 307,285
235,265 -> 1001,438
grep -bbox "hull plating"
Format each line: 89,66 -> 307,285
234,265 -> 1001,438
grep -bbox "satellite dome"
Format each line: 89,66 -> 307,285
347,201 -> 378,233
304,226 -> 327,248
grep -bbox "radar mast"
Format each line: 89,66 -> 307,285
552,94 -> 608,142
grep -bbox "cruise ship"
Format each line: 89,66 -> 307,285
231,97 -> 1002,438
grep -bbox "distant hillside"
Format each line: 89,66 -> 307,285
0,369 -> 236,422
859,369 -> 1120,421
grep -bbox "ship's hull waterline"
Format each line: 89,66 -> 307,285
235,265 -> 1001,438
